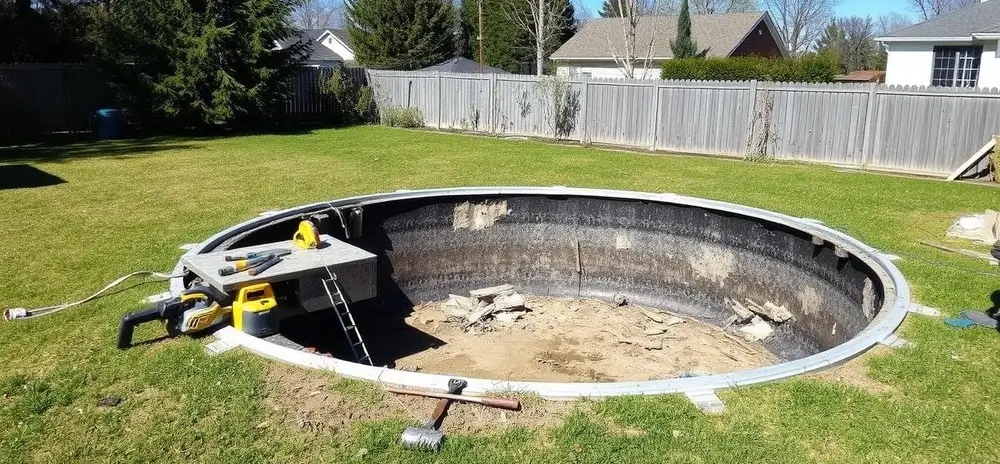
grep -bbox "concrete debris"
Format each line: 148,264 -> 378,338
643,339 -> 664,351
612,293 -> 629,307
663,315 -> 684,326
494,293 -> 526,310
470,284 -> 515,300
644,327 -> 667,336
439,284 -> 529,331
494,311 -> 526,325
739,316 -> 774,342
727,298 -> 755,323
640,309 -> 664,324
744,299 -> 793,323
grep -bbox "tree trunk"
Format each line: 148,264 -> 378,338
536,0 -> 545,76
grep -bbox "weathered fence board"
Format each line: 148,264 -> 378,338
1,64 -> 368,137
369,70 -> 1000,177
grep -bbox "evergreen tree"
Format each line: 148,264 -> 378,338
669,0 -> 708,59
458,0 -> 576,74
458,0 -> 532,73
347,0 -> 456,70
599,0 -> 630,17
555,0 -> 577,51
96,0 -> 307,128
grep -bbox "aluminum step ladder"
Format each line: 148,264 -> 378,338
322,276 -> 373,365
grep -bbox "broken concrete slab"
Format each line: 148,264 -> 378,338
493,293 -> 526,311
739,316 -> 774,342
643,339 -> 663,350
728,299 -> 755,323
746,299 -> 793,323
644,327 -> 667,336
663,315 -> 684,326
494,311 -> 526,325
465,304 -> 497,327
640,309 -> 664,323
470,284 -> 515,300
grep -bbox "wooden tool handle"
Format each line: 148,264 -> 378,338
477,397 -> 521,411
386,387 -> 521,411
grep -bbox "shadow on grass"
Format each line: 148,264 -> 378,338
0,135 -> 206,163
0,124 -> 333,163
0,164 -> 67,190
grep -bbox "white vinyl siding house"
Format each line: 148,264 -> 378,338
877,1 -> 1000,88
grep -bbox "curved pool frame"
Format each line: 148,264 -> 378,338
173,187 -> 910,400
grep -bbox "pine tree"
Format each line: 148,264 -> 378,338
669,0 -> 708,59
599,0 -> 629,17
347,0 -> 457,70
96,0 -> 307,128
458,0 -> 533,73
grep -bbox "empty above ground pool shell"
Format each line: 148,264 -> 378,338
173,187 -> 910,400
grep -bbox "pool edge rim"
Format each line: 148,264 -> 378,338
174,186 -> 911,400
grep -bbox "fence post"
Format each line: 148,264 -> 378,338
743,80 -> 759,156
580,76 -> 590,146
488,73 -> 498,134
860,82 -> 880,168
436,72 -> 443,129
648,80 -> 661,151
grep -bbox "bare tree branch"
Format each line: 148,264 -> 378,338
596,0 -> 660,79
293,0 -> 345,30
507,0 -> 571,75
906,0 -> 977,21
654,0 -> 757,15
761,0 -> 841,56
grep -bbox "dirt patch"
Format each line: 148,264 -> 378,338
394,296 -> 777,382
262,363 -> 578,436
807,347 -> 899,395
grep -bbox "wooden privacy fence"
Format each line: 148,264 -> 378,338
0,64 -> 369,137
368,70 -> 1000,177
0,63 -> 114,137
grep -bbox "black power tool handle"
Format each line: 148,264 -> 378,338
117,306 -> 162,349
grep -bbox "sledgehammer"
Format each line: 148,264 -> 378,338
393,380 -> 521,451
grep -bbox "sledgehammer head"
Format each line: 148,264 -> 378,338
400,426 -> 444,452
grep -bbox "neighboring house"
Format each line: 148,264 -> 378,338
877,0 -> 1000,88
275,28 -> 355,68
550,12 -> 788,80
420,57 -> 509,74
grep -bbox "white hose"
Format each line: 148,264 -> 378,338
3,270 -> 186,321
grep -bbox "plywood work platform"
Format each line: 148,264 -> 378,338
181,235 -> 377,298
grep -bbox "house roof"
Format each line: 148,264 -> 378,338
879,1 -> 1000,40
550,12 -> 783,60
276,28 -> 352,62
420,57 -> 509,74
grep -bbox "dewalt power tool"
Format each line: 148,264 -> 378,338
117,285 -> 233,349
293,220 -> 322,249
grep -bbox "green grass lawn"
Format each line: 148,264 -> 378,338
2,126 -> 1000,463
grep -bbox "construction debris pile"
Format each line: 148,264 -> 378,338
726,298 -> 794,342
439,284 -> 528,332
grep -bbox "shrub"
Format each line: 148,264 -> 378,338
324,66 -> 376,124
661,55 -> 839,83
380,106 -> 424,128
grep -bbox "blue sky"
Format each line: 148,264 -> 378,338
578,0 -> 914,19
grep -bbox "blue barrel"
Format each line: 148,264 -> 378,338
95,109 -> 121,140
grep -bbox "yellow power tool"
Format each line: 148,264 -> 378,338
293,219 -> 321,249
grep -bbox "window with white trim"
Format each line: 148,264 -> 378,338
931,46 -> 982,87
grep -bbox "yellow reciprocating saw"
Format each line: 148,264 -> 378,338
117,285 -> 233,349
